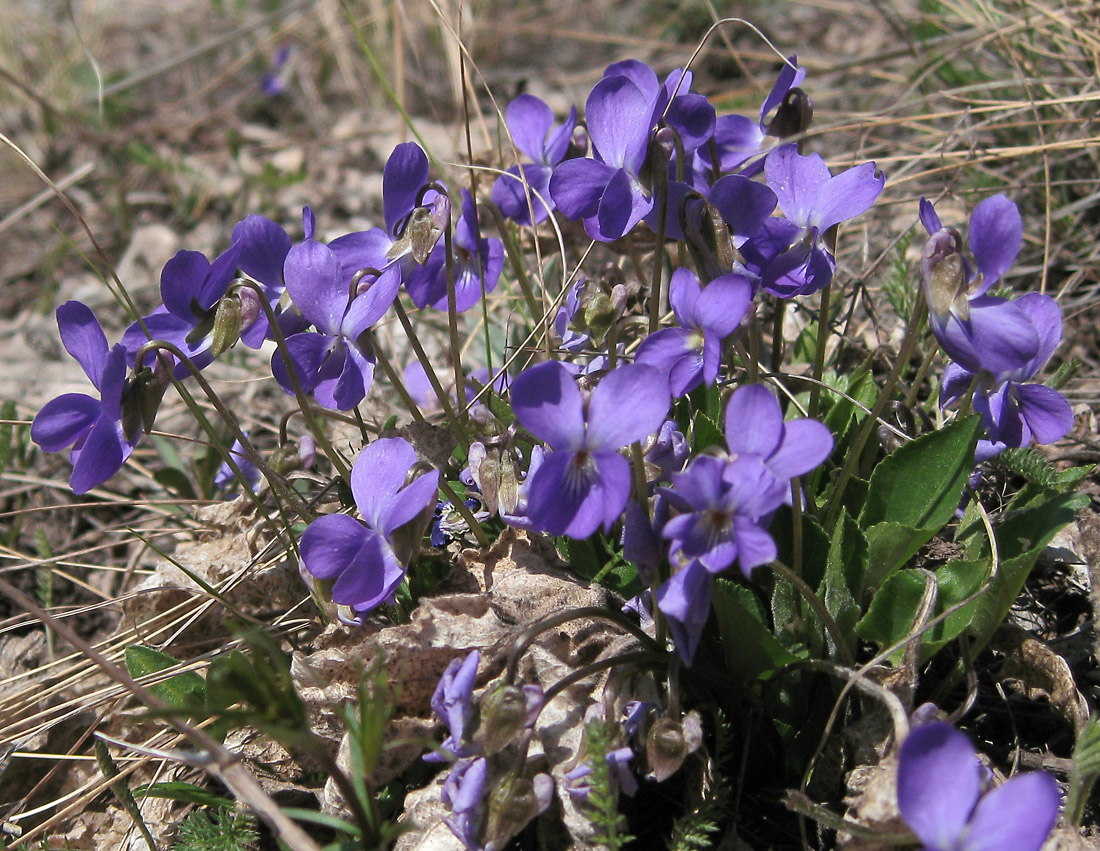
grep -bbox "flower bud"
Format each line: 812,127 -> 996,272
388,205 -> 444,265
571,125 -> 589,157
483,772 -> 554,851
582,291 -> 616,347
645,712 -> 702,782
238,286 -> 262,332
683,196 -> 739,283
765,87 -> 813,138
479,682 -> 529,755
119,358 -> 171,442
210,293 -> 243,357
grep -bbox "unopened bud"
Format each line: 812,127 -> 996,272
483,773 -> 553,851
766,87 -> 813,138
480,682 -> 529,755
646,716 -> 689,782
683,196 -> 737,283
582,291 -> 616,347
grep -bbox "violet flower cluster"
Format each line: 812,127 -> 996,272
920,195 -> 1073,457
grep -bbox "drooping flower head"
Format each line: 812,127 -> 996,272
492,94 -> 577,225
32,302 -> 142,495
509,361 -> 670,537
299,437 -> 438,616
897,721 -> 1059,851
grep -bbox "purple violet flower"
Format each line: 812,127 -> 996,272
122,240 -> 243,373
509,361 -> 671,538
492,93 -> 577,225
723,383 -> 834,484
565,746 -> 639,801
940,292 -> 1072,450
897,721 -> 1060,851
919,195 -> 1042,377
271,238 -> 399,410
635,268 -> 753,397
32,302 -> 140,495
405,189 -> 504,312
299,437 -> 438,615
749,143 -> 884,297
231,212 -> 309,348
549,73 -> 657,242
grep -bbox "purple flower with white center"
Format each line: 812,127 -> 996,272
442,757 -> 489,850
940,292 -> 1072,450
509,361 -> 670,538
635,268 -> 753,397
299,437 -> 438,615
428,651 -> 480,760
214,435 -> 261,494
549,73 -> 657,242
32,302 -> 139,495
122,240 -> 243,372
271,238 -> 399,410
655,558 -> 714,665
405,189 -> 504,312
897,721 -> 1059,851
919,195 -> 1043,376
749,143 -> 884,297
661,455 -> 788,575
723,383 -> 834,484
492,93 -> 577,225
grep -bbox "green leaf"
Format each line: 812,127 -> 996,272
693,411 -> 724,453
820,508 -> 867,658
714,580 -> 801,681
124,645 -> 205,712
860,415 -> 981,530
132,781 -> 235,809
863,521 -> 931,591
855,570 -> 931,663
281,807 -> 361,837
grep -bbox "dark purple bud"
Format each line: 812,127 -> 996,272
430,193 -> 451,231
765,86 -> 813,138
238,286 -> 261,331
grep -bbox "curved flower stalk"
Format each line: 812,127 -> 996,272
270,237 -> 400,410
492,93 -> 577,225
897,721 -> 1059,851
746,143 -> 884,297
299,437 -> 439,617
509,361 -> 670,538
32,301 -> 141,494
635,268 -> 753,397
940,292 -> 1073,451
919,195 -> 1042,376
405,189 -> 504,312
